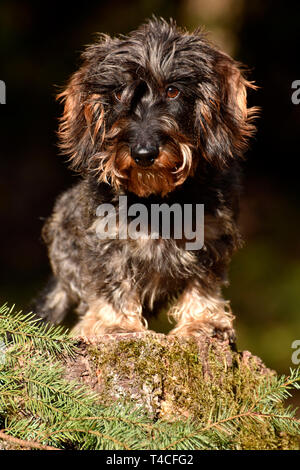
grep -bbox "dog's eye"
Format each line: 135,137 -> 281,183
166,86 -> 180,99
115,89 -> 123,101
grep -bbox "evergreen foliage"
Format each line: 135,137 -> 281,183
0,303 -> 299,450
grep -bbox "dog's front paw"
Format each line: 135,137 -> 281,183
169,321 -> 236,344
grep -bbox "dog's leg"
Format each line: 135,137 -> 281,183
32,276 -> 76,324
72,292 -> 146,337
168,282 -> 235,342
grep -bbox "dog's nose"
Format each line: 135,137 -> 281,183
131,144 -> 159,167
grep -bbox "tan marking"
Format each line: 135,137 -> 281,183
72,297 -> 146,337
169,281 -> 234,338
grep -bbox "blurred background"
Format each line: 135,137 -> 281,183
0,0 -> 299,383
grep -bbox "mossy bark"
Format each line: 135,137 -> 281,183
64,332 -> 298,450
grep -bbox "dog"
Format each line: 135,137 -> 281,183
34,18 -> 257,340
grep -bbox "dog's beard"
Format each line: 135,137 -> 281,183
92,122 -> 195,197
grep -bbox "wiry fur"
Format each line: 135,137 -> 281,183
34,18 -> 257,340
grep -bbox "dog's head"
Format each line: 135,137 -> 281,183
58,18 -> 257,197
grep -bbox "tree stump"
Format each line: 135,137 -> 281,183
62,331 -> 300,451
65,332 -> 274,420
1,330 -> 299,449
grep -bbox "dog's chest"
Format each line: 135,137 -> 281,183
125,235 -> 199,284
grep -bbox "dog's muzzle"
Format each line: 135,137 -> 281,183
130,143 -> 159,167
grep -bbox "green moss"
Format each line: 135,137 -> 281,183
86,334 -> 299,450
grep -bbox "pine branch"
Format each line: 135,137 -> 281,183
0,430 -> 60,451
0,303 -> 75,357
44,428 -> 131,450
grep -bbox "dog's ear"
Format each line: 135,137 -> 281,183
57,66 -> 105,172
195,52 -> 257,168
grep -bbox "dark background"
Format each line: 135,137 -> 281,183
0,0 -> 299,377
